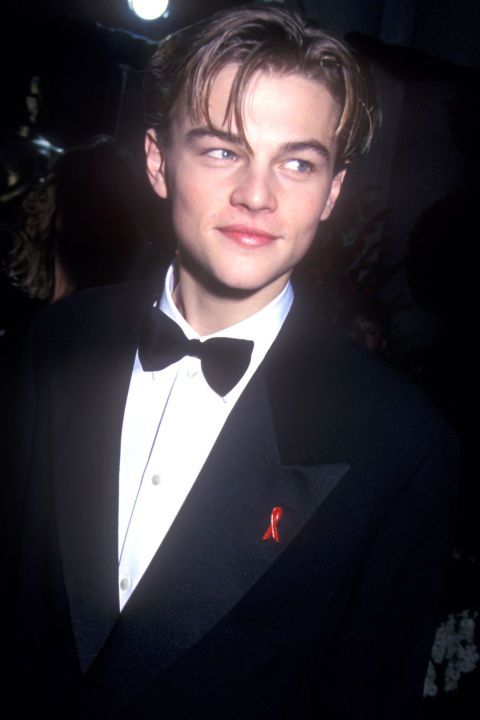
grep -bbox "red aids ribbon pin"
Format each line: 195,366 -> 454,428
262,506 -> 283,543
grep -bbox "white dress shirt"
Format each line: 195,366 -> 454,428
118,265 -> 293,610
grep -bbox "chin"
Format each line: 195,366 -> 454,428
214,264 -> 284,293
207,273 -> 267,299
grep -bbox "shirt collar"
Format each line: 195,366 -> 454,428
158,262 -> 294,362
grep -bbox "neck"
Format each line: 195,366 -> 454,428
173,266 -> 288,335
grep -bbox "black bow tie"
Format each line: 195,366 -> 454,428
138,307 -> 254,396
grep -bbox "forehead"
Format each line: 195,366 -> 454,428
175,66 -> 341,148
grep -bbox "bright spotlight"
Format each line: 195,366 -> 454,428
128,0 -> 169,21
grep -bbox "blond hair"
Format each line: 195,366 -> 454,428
144,3 -> 377,168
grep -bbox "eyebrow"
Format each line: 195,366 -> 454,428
185,126 -> 331,162
281,141 -> 330,161
185,127 -> 242,147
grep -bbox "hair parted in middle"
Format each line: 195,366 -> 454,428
144,3 -> 377,169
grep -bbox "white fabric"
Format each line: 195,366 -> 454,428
117,265 -> 293,610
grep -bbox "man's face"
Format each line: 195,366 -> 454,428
146,66 -> 345,305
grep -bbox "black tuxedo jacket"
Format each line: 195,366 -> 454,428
2,281 -> 458,719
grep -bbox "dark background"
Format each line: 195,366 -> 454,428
1,1 -> 479,715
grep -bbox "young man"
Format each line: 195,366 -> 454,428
3,5 -> 457,719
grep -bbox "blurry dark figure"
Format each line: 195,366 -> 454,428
344,290 -> 391,353
406,186 -> 477,550
0,75 -> 62,214
3,134 -> 145,354
408,188 -> 480,717
0,74 -> 63,332
405,82 -> 478,562
8,134 -> 145,303
403,82 -> 478,407
405,86 -> 480,719
1,134 -> 150,412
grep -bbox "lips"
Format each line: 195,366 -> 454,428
217,224 -> 278,247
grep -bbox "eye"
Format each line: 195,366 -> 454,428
206,148 -> 238,161
283,159 -> 314,174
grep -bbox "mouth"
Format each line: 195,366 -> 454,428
217,225 -> 279,247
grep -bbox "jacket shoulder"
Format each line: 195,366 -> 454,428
31,282 -> 155,357
267,291 -> 456,468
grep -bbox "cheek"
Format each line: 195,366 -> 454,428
291,197 -> 324,244
169,177 -> 218,250
290,183 -> 331,226
170,175 -> 201,223
173,168 -> 217,216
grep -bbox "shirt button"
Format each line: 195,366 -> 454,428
186,368 -> 199,378
151,473 -> 161,486
120,577 -> 130,592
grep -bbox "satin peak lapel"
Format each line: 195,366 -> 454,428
49,285 -> 150,672
78,362 -> 349,714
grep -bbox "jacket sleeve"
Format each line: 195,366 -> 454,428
314,425 -> 459,719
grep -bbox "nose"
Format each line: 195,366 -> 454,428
230,165 -> 277,213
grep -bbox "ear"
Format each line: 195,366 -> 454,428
145,129 -> 168,199
320,168 -> 346,221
